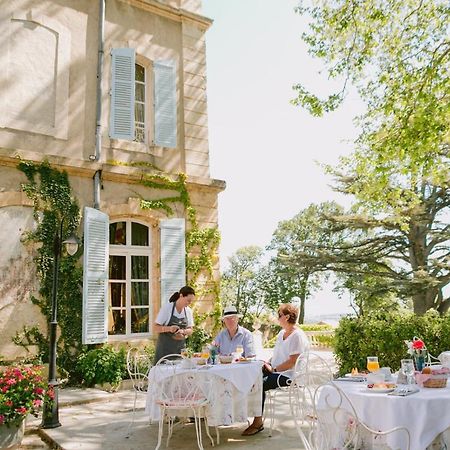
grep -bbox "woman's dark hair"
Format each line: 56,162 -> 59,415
278,303 -> 299,324
169,285 -> 195,303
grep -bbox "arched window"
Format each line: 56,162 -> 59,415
108,220 -> 151,338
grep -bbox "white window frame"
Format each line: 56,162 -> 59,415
108,220 -> 152,341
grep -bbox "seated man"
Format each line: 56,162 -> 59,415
214,305 -> 255,358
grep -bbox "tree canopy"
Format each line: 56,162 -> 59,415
288,0 -> 450,315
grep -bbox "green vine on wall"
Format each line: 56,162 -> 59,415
108,160 -> 223,333
14,160 -> 84,381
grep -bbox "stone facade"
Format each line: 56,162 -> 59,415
0,0 -> 224,359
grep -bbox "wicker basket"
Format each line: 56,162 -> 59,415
423,376 -> 447,388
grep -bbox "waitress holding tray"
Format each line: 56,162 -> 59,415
153,286 -> 195,363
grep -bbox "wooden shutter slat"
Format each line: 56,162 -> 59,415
160,218 -> 185,306
82,207 -> 109,344
110,48 -> 135,140
154,60 -> 177,148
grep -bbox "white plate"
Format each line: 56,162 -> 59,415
365,387 -> 395,393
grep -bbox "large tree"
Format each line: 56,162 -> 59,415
268,202 -> 345,322
290,0 -> 450,314
220,246 -> 266,322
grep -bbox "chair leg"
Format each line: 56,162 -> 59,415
193,410 -> 204,450
126,390 -> 138,437
203,413 -> 215,447
155,412 -> 164,450
268,392 -> 275,437
215,427 -> 220,445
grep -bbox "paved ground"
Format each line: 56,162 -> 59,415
19,350 -> 335,450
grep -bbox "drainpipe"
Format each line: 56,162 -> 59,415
93,0 -> 105,209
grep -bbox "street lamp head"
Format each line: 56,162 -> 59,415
63,235 -> 79,256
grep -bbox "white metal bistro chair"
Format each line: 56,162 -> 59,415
125,347 -> 152,437
288,352 -> 334,448
153,354 -> 215,450
265,350 -> 310,437
308,382 -> 411,450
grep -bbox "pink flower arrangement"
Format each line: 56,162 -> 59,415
0,365 -> 48,427
405,336 -> 428,358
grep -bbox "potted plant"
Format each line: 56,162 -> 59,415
0,365 -> 49,448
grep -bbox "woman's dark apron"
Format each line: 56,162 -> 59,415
154,302 -> 188,364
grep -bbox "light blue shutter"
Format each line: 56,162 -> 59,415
154,60 -> 177,148
109,48 -> 135,140
82,207 -> 109,344
160,218 -> 186,306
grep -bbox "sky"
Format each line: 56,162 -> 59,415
202,0 -> 363,317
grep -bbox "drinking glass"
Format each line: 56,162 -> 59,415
236,345 -> 244,356
201,346 -> 209,360
367,356 -> 380,372
180,348 -> 188,358
401,359 -> 415,385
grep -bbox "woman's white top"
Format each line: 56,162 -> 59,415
271,328 -> 310,379
155,302 -> 194,327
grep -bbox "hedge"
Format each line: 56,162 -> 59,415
334,309 -> 450,375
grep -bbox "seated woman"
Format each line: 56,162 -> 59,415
242,303 -> 310,436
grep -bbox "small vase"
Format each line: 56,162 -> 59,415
414,355 -> 425,372
0,420 -> 25,449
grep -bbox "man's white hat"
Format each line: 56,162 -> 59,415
222,305 -> 242,319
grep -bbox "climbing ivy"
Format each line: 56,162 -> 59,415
15,160 -> 84,382
14,158 -> 222,379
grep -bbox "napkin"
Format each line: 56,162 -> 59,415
335,376 -> 367,382
389,385 -> 419,396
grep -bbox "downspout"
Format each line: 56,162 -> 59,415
93,0 -> 105,209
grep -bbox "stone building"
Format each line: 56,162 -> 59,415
0,0 -> 224,359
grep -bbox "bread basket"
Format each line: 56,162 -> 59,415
423,375 -> 447,388
219,355 -> 233,364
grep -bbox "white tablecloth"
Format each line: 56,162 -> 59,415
327,381 -> 450,450
146,361 -> 263,426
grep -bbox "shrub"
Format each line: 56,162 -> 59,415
334,310 -> 450,375
77,345 -> 127,388
186,326 -> 211,352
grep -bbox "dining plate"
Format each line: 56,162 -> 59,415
365,387 -> 395,393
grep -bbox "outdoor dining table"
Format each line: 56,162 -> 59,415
328,380 -> 450,450
145,360 -> 263,427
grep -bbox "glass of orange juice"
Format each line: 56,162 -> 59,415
367,356 -> 380,372
201,346 -> 209,360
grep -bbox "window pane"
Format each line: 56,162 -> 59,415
110,283 -> 125,307
135,126 -> 145,143
132,256 -> 148,279
135,102 -> 145,122
109,310 -> 126,335
109,255 -> 126,280
131,282 -> 149,306
132,222 -> 149,246
135,82 -> 145,102
110,222 -> 126,245
135,64 -> 145,82
131,308 -> 149,333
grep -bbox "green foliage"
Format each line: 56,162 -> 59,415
334,309 -> 450,375
186,326 -> 211,353
15,160 -> 84,383
291,0 -> 450,315
299,323 -> 334,332
77,346 -> 127,388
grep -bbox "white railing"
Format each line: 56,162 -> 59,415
304,330 -> 335,349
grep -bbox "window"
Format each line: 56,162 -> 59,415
134,63 -> 146,143
108,220 -> 151,337
109,48 -> 177,147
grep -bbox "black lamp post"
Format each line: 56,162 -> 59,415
41,219 -> 78,429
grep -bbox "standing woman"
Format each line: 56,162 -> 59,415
154,286 -> 195,363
